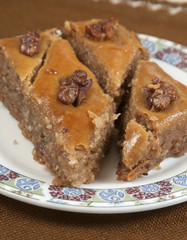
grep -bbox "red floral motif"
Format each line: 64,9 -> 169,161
156,181 -> 172,187
133,192 -> 146,200
7,171 -> 20,179
0,170 -> 20,181
160,187 -> 172,193
49,185 -> 96,202
126,181 -> 173,200
155,191 -> 167,197
83,189 -> 97,196
58,195 -> 70,200
0,175 -> 9,181
49,185 -> 64,192
145,193 -> 156,199
126,187 -> 140,194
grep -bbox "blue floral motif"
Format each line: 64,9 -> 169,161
62,187 -> 82,196
15,178 -> 40,191
140,184 -> 159,193
0,165 -> 9,175
173,174 -> 187,186
141,39 -> 157,54
99,189 -> 125,201
163,53 -> 181,65
154,47 -> 187,69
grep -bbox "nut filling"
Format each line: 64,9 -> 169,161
58,70 -> 92,106
143,77 -> 177,111
20,30 -> 40,57
85,17 -> 117,41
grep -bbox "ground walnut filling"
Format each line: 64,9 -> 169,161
143,77 -> 177,111
20,30 -> 40,57
58,70 -> 92,106
85,17 -> 118,41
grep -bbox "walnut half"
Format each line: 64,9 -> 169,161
143,78 -> 177,111
58,70 -> 92,107
20,30 -> 40,57
85,18 -> 118,41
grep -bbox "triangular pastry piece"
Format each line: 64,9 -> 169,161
0,29 -> 117,187
117,60 -> 187,181
63,18 -> 149,104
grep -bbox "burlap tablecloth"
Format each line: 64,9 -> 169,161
0,1 -> 186,239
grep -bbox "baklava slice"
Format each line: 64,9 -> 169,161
64,18 -> 149,105
117,60 -> 187,181
0,30 -> 117,187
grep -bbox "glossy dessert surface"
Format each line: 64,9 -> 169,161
118,60 -> 187,181
66,20 -> 148,86
0,29 -> 57,80
131,60 -> 187,123
122,121 -> 150,169
31,39 -> 111,148
0,31 -> 111,149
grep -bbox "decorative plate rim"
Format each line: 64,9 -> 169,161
0,34 -> 187,214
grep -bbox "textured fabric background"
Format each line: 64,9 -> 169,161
0,0 -> 186,239
0,195 -> 187,240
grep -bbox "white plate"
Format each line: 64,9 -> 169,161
0,34 -> 187,214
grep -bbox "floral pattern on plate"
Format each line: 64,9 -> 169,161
0,164 -> 44,197
126,181 -> 173,200
0,34 -> 187,212
0,163 -> 186,208
155,48 -> 187,69
49,185 -> 96,201
140,34 -> 187,72
0,165 -> 20,181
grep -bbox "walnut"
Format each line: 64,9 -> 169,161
58,70 -> 92,107
143,78 -> 177,111
72,70 -> 88,85
20,30 -> 40,57
85,18 -> 117,41
59,78 -> 79,105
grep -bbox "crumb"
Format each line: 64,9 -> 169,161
13,139 -> 18,145
155,163 -> 161,170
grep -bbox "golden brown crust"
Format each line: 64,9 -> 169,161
0,29 -> 117,187
0,29 -> 58,82
64,19 -> 149,103
31,38 -> 113,148
117,60 -> 187,181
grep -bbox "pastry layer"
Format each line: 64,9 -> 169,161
0,30 -> 117,187
117,60 -> 187,181
64,19 -> 149,104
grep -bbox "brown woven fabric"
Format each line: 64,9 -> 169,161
0,0 -> 187,239
0,0 -> 187,45
0,195 -> 187,240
